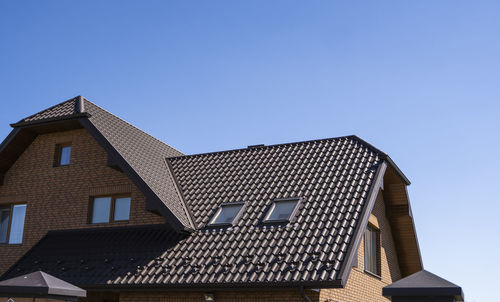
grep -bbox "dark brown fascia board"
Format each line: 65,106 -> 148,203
383,287 -> 464,300
350,136 -> 411,186
10,113 -> 91,128
82,279 -> 343,292
0,128 -> 38,184
0,128 -> 22,154
11,95 -> 82,125
78,118 -> 192,233
337,161 -> 387,287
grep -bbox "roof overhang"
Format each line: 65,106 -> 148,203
337,158 -> 423,286
337,161 -> 388,286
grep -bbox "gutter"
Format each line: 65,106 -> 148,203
300,286 -> 313,302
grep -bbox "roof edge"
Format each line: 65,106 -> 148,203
82,97 -> 184,156
10,113 -> 91,128
79,118 -> 189,232
83,279 -> 343,291
337,160 -> 387,286
168,135 -> 358,160
13,96 -> 80,125
351,136 -> 411,185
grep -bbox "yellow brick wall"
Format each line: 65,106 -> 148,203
119,290 -> 319,302
319,190 -> 402,302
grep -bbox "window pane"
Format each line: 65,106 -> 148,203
372,230 -> 378,274
364,229 -> 371,272
92,197 -> 111,223
0,207 -> 11,243
114,197 -> 131,221
60,146 -> 71,165
8,204 -> 26,244
266,200 -> 297,221
210,204 -> 243,225
364,226 -> 379,275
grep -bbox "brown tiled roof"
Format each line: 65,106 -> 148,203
3,136 -> 386,288
11,96 -> 194,230
21,99 -> 81,122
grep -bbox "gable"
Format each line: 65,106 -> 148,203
0,128 -> 166,274
320,189 -> 402,302
0,96 -> 193,231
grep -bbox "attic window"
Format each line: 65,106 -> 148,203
264,198 -> 300,222
54,143 -> 71,166
0,204 -> 27,244
364,224 -> 381,277
209,203 -> 244,226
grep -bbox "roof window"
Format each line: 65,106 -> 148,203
209,202 -> 244,226
264,198 -> 300,222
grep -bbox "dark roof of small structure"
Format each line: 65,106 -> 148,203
383,270 -> 464,301
0,271 -> 86,300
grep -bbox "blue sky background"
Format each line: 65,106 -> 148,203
1,1 -> 499,301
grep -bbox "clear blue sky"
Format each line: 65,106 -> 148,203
1,1 -> 498,301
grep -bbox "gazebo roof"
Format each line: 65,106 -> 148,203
383,270 -> 463,301
0,271 -> 86,301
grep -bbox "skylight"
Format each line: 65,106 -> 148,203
209,203 -> 244,225
264,199 -> 300,222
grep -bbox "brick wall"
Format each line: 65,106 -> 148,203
119,290 -> 319,302
0,129 -> 165,274
319,190 -> 402,302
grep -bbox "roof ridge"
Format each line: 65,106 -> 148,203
168,134 -> 367,160
82,97 -> 183,155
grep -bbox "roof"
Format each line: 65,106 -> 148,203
3,135 -> 389,288
383,270 -> 464,301
6,96 -> 194,231
0,271 -> 86,301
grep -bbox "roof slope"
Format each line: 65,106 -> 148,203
383,270 -> 464,300
0,271 -> 86,298
2,225 -> 186,286
11,96 -> 193,229
3,136 -> 386,288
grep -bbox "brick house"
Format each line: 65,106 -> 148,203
0,96 -> 422,302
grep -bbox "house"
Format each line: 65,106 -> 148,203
0,96 -> 422,302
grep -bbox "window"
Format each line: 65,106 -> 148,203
264,198 -> 299,222
0,204 -> 27,244
90,196 -> 131,224
54,143 -> 72,166
209,203 -> 244,226
364,225 -> 380,276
